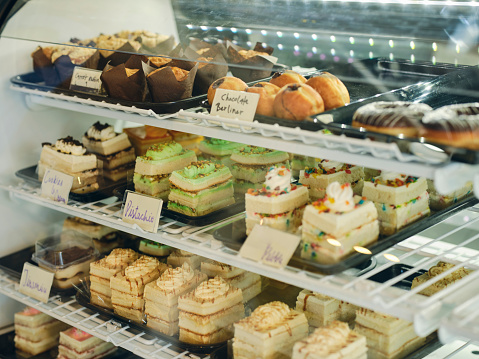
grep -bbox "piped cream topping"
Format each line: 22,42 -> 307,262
264,166 -> 291,194
248,301 -> 290,330
194,276 -> 229,299
324,182 -> 355,213
319,159 -> 344,171
105,248 -> 138,267
55,137 -> 86,156
125,255 -> 159,279
87,122 -> 116,141
157,262 -> 195,290
298,321 -> 350,355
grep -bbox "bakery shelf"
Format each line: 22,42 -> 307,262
0,269 -> 205,359
10,85 -> 479,196
3,180 -> 479,340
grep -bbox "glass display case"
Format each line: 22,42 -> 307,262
1,1 -> 479,358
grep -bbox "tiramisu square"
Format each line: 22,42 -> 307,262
178,276 -> 244,344
201,259 -> 262,303
110,255 -> 169,322
89,248 -> 138,309
144,263 -> 207,335
58,327 -> 116,359
292,320 -> 367,359
233,301 -> 308,359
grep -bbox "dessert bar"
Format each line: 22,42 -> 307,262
58,327 -> 116,359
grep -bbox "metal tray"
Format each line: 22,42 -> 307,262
15,165 -> 120,203
113,184 -> 245,226
0,329 -> 133,359
213,195 -> 478,274
10,72 -> 207,114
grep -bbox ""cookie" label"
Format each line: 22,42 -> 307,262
41,168 -> 73,204
211,88 -> 260,122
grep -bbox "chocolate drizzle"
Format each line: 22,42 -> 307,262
421,103 -> 479,132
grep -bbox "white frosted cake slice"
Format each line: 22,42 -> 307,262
167,249 -> 202,270
201,260 -> 262,302
144,263 -> 207,335
292,320 -> 367,359
178,276 -> 244,344
245,166 -> 309,235
362,173 -> 430,235
427,179 -> 473,210
355,308 -> 425,359
233,301 -> 308,359
58,327 -> 116,359
301,182 -> 379,264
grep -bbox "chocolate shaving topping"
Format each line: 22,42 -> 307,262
92,121 -> 111,131
59,136 -> 83,147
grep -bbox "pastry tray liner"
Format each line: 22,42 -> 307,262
213,195 -> 478,274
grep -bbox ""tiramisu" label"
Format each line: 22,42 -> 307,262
19,263 -> 54,303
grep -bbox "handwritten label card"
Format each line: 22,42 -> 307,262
210,88 -> 260,122
41,168 -> 73,204
239,225 -> 301,268
19,263 -> 54,303
122,191 -> 163,233
70,67 -> 103,94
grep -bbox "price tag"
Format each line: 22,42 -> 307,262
70,67 -> 103,94
19,263 -> 54,303
122,191 -> 163,233
41,168 -> 73,204
239,225 -> 301,268
210,88 -> 260,122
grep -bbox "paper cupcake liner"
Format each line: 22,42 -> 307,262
54,51 -> 100,88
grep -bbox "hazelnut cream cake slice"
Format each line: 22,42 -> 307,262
230,145 -> 290,194
295,289 -> 358,328
167,161 -> 235,216
144,263 -> 207,335
89,248 -> 138,309
301,182 -> 379,264
292,320 -> 367,359
14,307 -> 70,355
82,121 -> 136,181
110,255 -> 169,322
58,327 -> 116,359
201,259 -> 262,303
355,308 -> 426,359
167,249 -> 202,270
299,159 -> 364,200
178,276 -> 244,344
362,172 -> 430,235
233,301 -> 308,359
245,165 -> 309,235
38,136 -> 99,193
133,141 -> 197,200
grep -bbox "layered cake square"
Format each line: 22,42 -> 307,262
144,263 -> 207,335
245,166 -> 309,235
110,255 -> 169,322
233,301 -> 308,359
427,179 -> 472,210
295,289 -> 358,327
290,154 -> 316,178
292,320 -> 367,359
355,308 -> 425,359
133,141 -> 196,200
201,259 -> 262,302
198,138 -> 243,169
82,122 -> 136,181
299,159 -> 364,200
230,145 -> 290,194
58,327 -> 116,359
301,182 -> 379,263
167,161 -> 235,216
14,307 -> 70,355
411,261 -> 472,296
123,125 -> 172,156
362,172 -> 430,235
178,276 -> 244,344
167,249 -> 202,270
89,248 -> 138,309
139,239 -> 171,257
38,136 -> 99,194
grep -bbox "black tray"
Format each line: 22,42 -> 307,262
113,184 -> 245,226
0,329 -> 134,359
75,288 -> 225,355
369,263 -> 427,291
11,72 -> 207,114
15,165 -> 119,202
213,195 -> 478,274
0,246 -> 77,297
